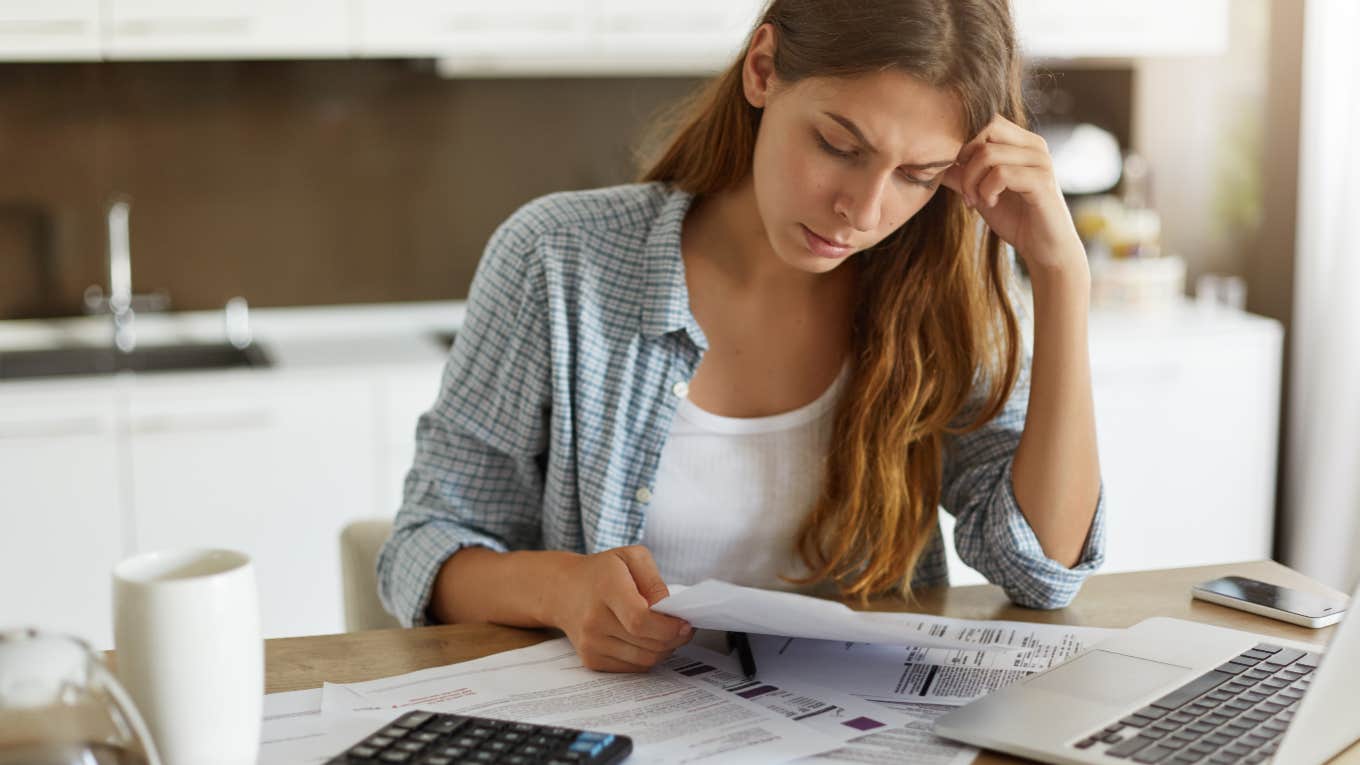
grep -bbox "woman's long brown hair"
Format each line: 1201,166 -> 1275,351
640,0 -> 1025,603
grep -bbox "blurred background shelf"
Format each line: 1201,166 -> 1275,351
0,0 -> 1227,69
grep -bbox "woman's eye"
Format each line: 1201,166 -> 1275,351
901,171 -> 937,189
815,133 -> 854,158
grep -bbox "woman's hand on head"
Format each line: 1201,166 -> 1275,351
940,114 -> 1088,278
547,545 -> 694,673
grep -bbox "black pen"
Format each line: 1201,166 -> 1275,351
728,631 -> 757,679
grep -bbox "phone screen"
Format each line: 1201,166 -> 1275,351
1199,576 -> 1347,618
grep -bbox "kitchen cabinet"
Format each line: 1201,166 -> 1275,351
377,365 -> 444,512
126,375 -> 376,639
583,0 -> 764,73
356,0 -> 588,61
0,0 -> 100,61
103,0 -> 350,60
0,0 -> 1232,67
1014,0 -> 1229,59
941,304 -> 1282,586
0,389 -> 123,648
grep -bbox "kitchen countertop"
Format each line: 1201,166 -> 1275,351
0,300 -> 466,392
0,294 -> 1280,393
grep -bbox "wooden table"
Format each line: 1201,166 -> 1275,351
263,560 -> 1357,764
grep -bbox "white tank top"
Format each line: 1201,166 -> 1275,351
641,363 -> 850,591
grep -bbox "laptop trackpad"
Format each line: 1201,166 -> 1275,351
1026,650 -> 1192,706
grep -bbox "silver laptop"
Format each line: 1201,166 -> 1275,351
934,579 -> 1360,765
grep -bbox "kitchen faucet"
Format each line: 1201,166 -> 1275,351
84,196 -> 169,352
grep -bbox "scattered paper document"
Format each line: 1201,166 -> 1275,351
652,580 -> 1032,651
665,644 -> 909,741
797,702 -> 978,765
259,688 -> 361,765
320,637 -> 858,764
749,619 -> 1117,706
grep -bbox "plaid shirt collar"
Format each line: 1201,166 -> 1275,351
639,186 -> 709,351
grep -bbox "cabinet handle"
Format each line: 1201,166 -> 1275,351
0,19 -> 89,38
0,417 -> 105,440
114,17 -> 253,38
132,409 -> 273,435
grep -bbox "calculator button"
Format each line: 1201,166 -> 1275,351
396,712 -> 434,728
429,718 -> 466,735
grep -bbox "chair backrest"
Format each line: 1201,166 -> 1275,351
339,518 -> 401,632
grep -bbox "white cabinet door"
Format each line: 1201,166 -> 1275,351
0,0 -> 100,60
943,307 -> 1282,587
0,388 -> 123,648
1014,0 -> 1228,59
1091,320 -> 1281,573
588,0 -> 764,72
356,0 -> 587,60
105,0 -> 350,59
377,363 -> 445,514
127,375 -> 376,638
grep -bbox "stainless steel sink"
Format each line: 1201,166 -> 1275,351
0,342 -> 272,380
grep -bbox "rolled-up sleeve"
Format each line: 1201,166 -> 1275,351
377,220 -> 552,627
941,350 -> 1107,610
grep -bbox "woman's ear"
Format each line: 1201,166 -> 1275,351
742,23 -> 778,109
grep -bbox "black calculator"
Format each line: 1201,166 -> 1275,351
325,709 -> 634,765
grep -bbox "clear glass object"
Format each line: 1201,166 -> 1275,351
0,629 -> 161,765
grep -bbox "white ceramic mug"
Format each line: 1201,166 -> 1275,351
113,548 -> 262,765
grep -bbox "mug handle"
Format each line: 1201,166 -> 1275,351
90,657 -> 164,765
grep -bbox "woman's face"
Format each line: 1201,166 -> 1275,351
744,30 -> 968,275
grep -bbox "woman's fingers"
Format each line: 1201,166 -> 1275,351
579,633 -> 674,672
960,113 -> 1047,160
603,546 -> 691,645
579,653 -> 651,673
975,163 -> 1058,208
955,142 -> 1048,206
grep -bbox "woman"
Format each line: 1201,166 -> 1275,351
378,0 -> 1106,673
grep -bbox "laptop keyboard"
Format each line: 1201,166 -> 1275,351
1071,643 -> 1320,764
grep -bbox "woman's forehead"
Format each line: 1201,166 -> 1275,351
793,71 -> 968,154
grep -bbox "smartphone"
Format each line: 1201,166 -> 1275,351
1192,575 -> 1349,628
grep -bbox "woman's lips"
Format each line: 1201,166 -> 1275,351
800,224 -> 855,259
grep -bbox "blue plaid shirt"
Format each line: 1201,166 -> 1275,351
377,182 -> 1106,627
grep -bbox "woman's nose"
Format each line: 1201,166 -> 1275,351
834,173 -> 888,232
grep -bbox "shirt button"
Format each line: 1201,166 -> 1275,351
671,381 -> 689,398
635,487 -> 653,504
